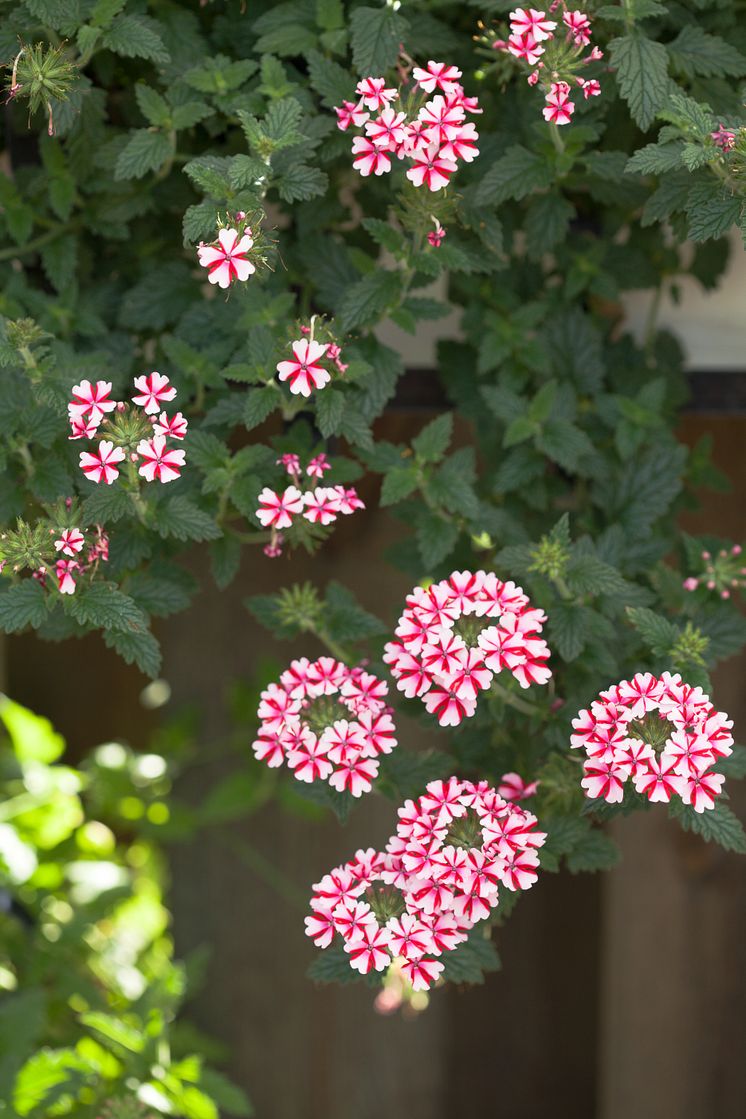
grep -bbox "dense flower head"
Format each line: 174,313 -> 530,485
197,226 -> 255,289
571,672 -> 733,813
333,61 -> 481,193
384,570 -> 552,726
71,374 -> 186,486
486,4 -> 602,125
253,658 -> 397,795
682,544 -> 745,600
305,776 -> 546,987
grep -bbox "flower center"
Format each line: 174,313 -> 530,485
627,713 -> 672,753
365,884 -> 405,924
445,809 -> 483,851
451,616 -> 491,646
302,695 -> 347,734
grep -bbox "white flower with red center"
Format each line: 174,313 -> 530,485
132,372 -> 177,415
68,380 -> 117,427
253,657 -> 396,791
405,143 -> 458,192
365,108 -> 408,149
255,485 -> 304,529
543,81 -> 574,125
335,99 -> 369,131
497,772 -> 539,801
412,61 -> 462,94
509,8 -> 556,41
563,9 -> 591,45
54,528 -> 84,557
276,338 -> 330,397
136,435 -> 186,483
355,77 -> 397,111
55,559 -> 79,595
197,227 -> 255,288
302,487 -> 340,526
571,672 -> 732,811
79,440 -> 126,485
351,134 -> 392,176
385,570 -> 551,725
152,411 -> 188,439
306,453 -> 331,479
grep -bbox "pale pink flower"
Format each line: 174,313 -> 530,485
276,339 -> 330,397
412,61 -> 462,94
277,452 -> 301,477
79,440 -> 126,485
563,10 -> 591,46
255,485 -> 304,529
543,82 -> 574,125
68,380 -> 117,425
580,78 -> 601,99
498,772 -> 539,801
509,8 -> 557,41
365,108 -> 408,149
406,143 -> 458,191
197,227 -> 255,288
352,134 -> 392,176
306,453 -> 331,479
132,372 -> 177,415
401,957 -> 444,991
345,924 -> 391,973
335,98 -> 369,131
355,77 -> 397,111
332,486 -> 365,514
508,32 -> 545,66
54,559 -> 78,595
136,435 -> 186,483
152,411 -> 188,439
68,415 -> 100,440
302,487 -> 339,525
54,528 -> 84,557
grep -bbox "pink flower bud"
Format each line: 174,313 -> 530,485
721,589 -> 731,599
732,545 -> 742,556
683,577 -> 699,591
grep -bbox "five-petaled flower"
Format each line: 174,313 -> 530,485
136,435 -> 186,484
54,528 -> 85,557
79,440 -> 126,485
132,372 -> 177,415
197,227 -> 255,289
68,380 -> 116,427
256,486 -> 305,529
276,339 -> 330,397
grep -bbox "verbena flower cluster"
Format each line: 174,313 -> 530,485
334,61 -> 481,191
253,657 -> 397,796
0,500 -> 108,599
256,451 -> 364,558
383,570 -> 552,726
275,323 -> 348,398
683,544 -> 745,600
489,6 -> 602,125
69,376 -> 186,486
305,777 -> 546,989
571,672 -> 734,812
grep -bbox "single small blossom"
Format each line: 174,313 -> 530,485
509,8 -> 556,41
53,527 -> 84,557
276,339 -> 330,397
543,82 -> 574,125
132,372 -> 177,416
406,143 -> 458,192
152,411 -> 188,439
307,453 -> 331,479
351,134 -> 392,177
255,486 -> 304,529
355,77 -> 397,112
55,559 -> 78,595
711,124 -> 736,151
365,108 -> 408,149
197,227 -> 255,288
302,488 -> 340,526
427,221 -> 446,248
277,452 -> 301,477
498,772 -> 539,801
335,99 -> 369,131
412,61 -> 463,94
563,9 -> 591,46
68,380 -> 117,426
136,435 -> 186,484
79,440 -> 126,485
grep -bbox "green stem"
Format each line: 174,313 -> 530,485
0,225 -> 72,262
218,833 -> 307,911
548,122 -> 565,155
643,282 -> 664,363
312,626 -> 354,664
490,679 -> 543,717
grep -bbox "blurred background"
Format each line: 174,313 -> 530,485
5,247 -> 745,1117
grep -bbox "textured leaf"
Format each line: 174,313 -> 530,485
626,606 -> 678,655
609,33 -> 670,130
0,583 -> 49,633
669,800 -> 746,854
380,465 -> 419,506
350,5 -> 409,75
476,145 -> 553,205
337,270 -> 403,332
115,129 -> 172,181
154,497 -> 221,542
276,164 -> 328,203
412,413 -> 453,463
686,180 -> 741,243
667,26 -> 746,80
102,14 -> 170,63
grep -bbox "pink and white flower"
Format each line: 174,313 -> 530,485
351,135 -> 392,177
255,485 -> 304,529
197,227 -> 255,289
276,339 -> 330,397
355,77 -> 397,112
152,411 -> 188,439
132,372 -> 177,415
54,528 -> 84,557
68,380 -> 117,426
79,441 -> 126,485
406,143 -> 458,191
509,8 -> 556,41
55,559 -> 79,595
543,82 -> 574,125
412,61 -> 462,94
136,435 -> 186,483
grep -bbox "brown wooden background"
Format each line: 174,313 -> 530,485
6,409 -> 745,1119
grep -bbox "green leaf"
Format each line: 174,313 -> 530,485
244,386 -> 278,429
115,128 -> 172,181
102,14 -> 170,63
548,602 -> 591,661
686,180 -> 741,243
337,270 -> 403,332
316,387 -> 345,437
209,535 -> 241,590
0,583 -> 49,634
503,415 -> 536,448
324,581 -> 385,641
669,800 -> 746,854
380,464 -> 419,506
416,510 -> 460,567
626,605 -> 678,655
609,33 -> 670,130
13,1048 -> 87,1117
564,554 -> 630,598
79,1012 -> 144,1052
476,145 -> 553,205
524,193 -> 575,259
667,26 -> 746,80
626,140 -> 685,175
307,49 -> 353,107
307,945 -> 368,985
134,83 -> 170,126
154,497 -> 221,542
102,626 -> 162,677
350,5 -> 410,76
538,419 -> 596,473
41,234 -> 77,292
441,929 -> 501,984
566,828 -> 621,872
412,413 -> 453,463
67,584 -> 149,634
0,697 -> 65,763
276,164 -> 328,203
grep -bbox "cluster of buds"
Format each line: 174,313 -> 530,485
571,672 -> 733,813
683,544 -> 745,600
384,570 -> 552,727
196,212 -> 270,290
710,124 -> 740,152
276,318 -> 348,398
4,42 -> 77,136
256,451 -> 364,557
305,777 -> 546,989
334,60 -> 481,193
68,376 -> 187,486
479,6 -> 601,125
253,657 -> 396,796
0,501 -> 108,598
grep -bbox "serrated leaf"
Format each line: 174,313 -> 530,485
114,129 -> 172,181
67,584 -> 149,633
244,386 -> 277,430
102,14 -> 170,63
416,510 -> 459,567
609,33 -> 670,130
524,193 -> 574,259
276,164 -> 328,203
102,626 -> 162,678
350,5 -> 409,75
154,497 -> 221,542
380,464 -> 419,506
686,180 -> 741,243
669,800 -> 746,854
307,49 -> 353,107
412,413 -> 453,463
441,929 -> 501,984
315,388 -> 345,437
337,270 -> 403,332
0,583 -> 48,633
324,581 -> 385,642
626,606 -> 678,655
476,145 -> 553,206
667,26 -> 746,80
566,828 -> 620,872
